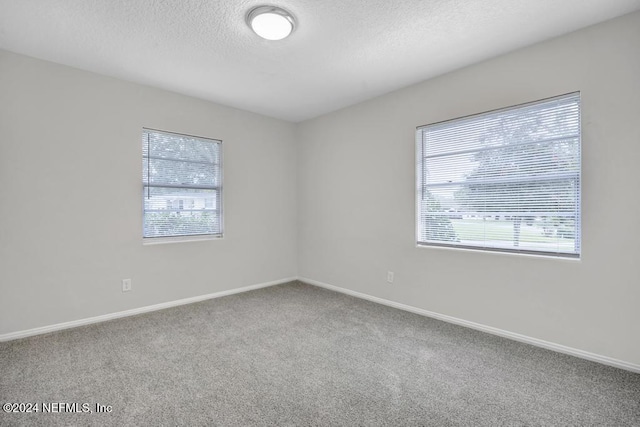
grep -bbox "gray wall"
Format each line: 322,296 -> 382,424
297,12 -> 640,365
2,11 -> 639,367
0,51 -> 298,335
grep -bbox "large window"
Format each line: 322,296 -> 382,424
416,93 -> 581,258
142,128 -> 222,239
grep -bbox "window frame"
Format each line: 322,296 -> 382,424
415,93 -> 581,259
142,127 -> 223,243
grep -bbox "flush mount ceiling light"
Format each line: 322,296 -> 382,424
246,6 -> 295,41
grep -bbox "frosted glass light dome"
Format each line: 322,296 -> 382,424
247,6 -> 295,41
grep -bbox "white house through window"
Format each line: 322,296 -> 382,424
142,128 -> 222,239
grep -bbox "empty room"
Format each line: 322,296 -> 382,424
1,1 -> 639,425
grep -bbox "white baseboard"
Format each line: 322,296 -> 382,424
0,277 -> 297,342
300,277 -> 640,374
5,275 -> 639,374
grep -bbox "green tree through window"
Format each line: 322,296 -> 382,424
142,129 -> 223,239
417,93 -> 580,257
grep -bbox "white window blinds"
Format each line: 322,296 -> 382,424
416,93 -> 581,258
142,128 -> 222,239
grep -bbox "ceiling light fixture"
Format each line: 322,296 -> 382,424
246,6 -> 295,41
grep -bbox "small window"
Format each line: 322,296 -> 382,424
416,93 -> 581,258
142,128 -> 222,239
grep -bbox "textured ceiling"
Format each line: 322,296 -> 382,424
1,0 -> 639,122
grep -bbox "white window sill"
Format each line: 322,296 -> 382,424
143,234 -> 223,245
415,243 -> 581,261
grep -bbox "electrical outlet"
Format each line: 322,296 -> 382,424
387,271 -> 394,284
122,278 -> 132,292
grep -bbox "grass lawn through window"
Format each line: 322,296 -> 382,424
449,218 -> 575,251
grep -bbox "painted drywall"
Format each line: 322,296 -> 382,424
297,11 -> 640,365
0,50 -> 297,335
1,12 -> 639,369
